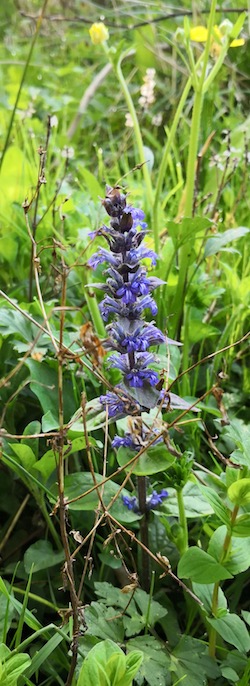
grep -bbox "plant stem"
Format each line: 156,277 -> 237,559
153,76 -> 192,253
170,0 -> 217,338
84,287 -> 106,337
57,265 -> 81,686
177,488 -> 189,555
39,496 -> 61,551
137,475 -> 150,592
209,504 -> 239,658
115,50 -> 154,205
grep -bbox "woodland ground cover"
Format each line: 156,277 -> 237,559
0,1 -> 250,685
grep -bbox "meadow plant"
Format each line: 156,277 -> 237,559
88,184 -> 189,588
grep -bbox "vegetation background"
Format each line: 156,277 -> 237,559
0,1 -> 250,685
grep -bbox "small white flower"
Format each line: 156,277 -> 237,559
125,112 -> 134,128
50,115 -> 58,128
138,67 -> 156,110
61,146 -> 74,159
152,113 -> 163,127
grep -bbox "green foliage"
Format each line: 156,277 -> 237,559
77,639 -> 143,686
0,1 -> 249,684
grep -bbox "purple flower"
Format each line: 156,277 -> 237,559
126,368 -> 159,388
112,434 -> 137,449
124,205 -> 148,230
122,489 -> 168,513
88,249 -> 119,270
146,489 -> 168,508
109,352 -> 159,388
107,319 -> 165,353
100,390 -> 139,418
122,495 -> 140,512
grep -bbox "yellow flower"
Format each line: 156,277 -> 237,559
190,24 -> 244,51
190,26 -> 208,42
89,22 -> 109,45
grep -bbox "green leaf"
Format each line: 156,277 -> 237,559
192,583 -> 227,615
167,217 -> 212,250
222,419 -> 250,468
80,168 -> 103,202
26,359 -> 77,426
77,639 -> 143,686
24,631 -> 65,680
232,514 -> 250,537
207,614 -> 250,653
170,636 -> 220,686
242,610 -> 250,627
33,437 -> 89,481
22,421 -> 41,459
127,635 -> 171,686
208,525 -> 250,575
228,479 -> 250,506
117,444 -> 174,476
85,603 -> 124,643
177,547 -> 233,583
163,482 -> 214,519
0,652 -> 31,686
197,485 -> 230,525
49,472 -> 141,523
10,444 -> 36,472
204,227 -> 250,257
23,540 -> 64,573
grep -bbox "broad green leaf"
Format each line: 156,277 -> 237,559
228,479 -> 250,506
22,421 -> 41,459
207,614 -> 250,653
23,540 -> 64,573
0,652 -> 31,686
204,227 -> 250,257
49,472 -> 141,522
127,635 -> 171,686
10,444 -> 36,471
232,514 -> 250,537
192,583 -> 227,614
222,420 -> 250,468
178,547 -> 233,583
197,485 -> 230,525
242,610 -> 250,627
117,444 -> 174,476
33,436 -> 90,481
77,639 -> 143,686
208,525 -> 250,575
85,603 -> 124,643
26,359 -> 77,426
170,636 -> 220,686
163,482 -> 213,518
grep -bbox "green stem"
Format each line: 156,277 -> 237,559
12,587 -> 58,612
137,475 -> 150,591
145,571 -> 155,635
169,0 -> 217,339
209,504 -> 239,658
84,288 -> 106,338
115,50 -> 153,203
39,495 -> 62,551
0,0 -> 50,172
177,488 -> 188,555
153,76 -> 192,253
